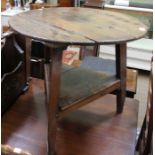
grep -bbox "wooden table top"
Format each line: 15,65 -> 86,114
9,7 -> 148,45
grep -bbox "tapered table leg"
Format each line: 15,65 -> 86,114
46,45 -> 67,155
21,37 -> 32,92
25,37 -> 32,82
115,43 -> 127,113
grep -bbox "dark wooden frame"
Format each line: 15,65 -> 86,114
9,7 -> 147,154
25,39 -> 127,154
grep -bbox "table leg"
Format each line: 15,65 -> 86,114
79,44 -> 99,59
47,45 -> 67,155
115,43 -> 127,113
25,37 -> 32,82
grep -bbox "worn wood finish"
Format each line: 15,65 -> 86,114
45,63 -> 120,110
115,43 -> 127,113
75,57 -> 138,98
44,64 -> 120,118
104,6 -> 153,39
79,45 -> 99,59
25,38 -> 32,82
8,7 -> 147,154
47,45 -> 67,155
81,0 -> 104,59
9,8 -> 147,45
58,79 -> 120,118
2,78 -> 139,155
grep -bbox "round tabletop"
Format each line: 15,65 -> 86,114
9,7 -> 148,45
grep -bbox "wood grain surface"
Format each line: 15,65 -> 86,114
9,7 -> 148,45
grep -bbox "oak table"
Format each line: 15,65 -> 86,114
9,7 -> 147,155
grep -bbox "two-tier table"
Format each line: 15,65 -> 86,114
9,7 -> 147,155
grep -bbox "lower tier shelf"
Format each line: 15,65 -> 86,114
44,58 -> 120,114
